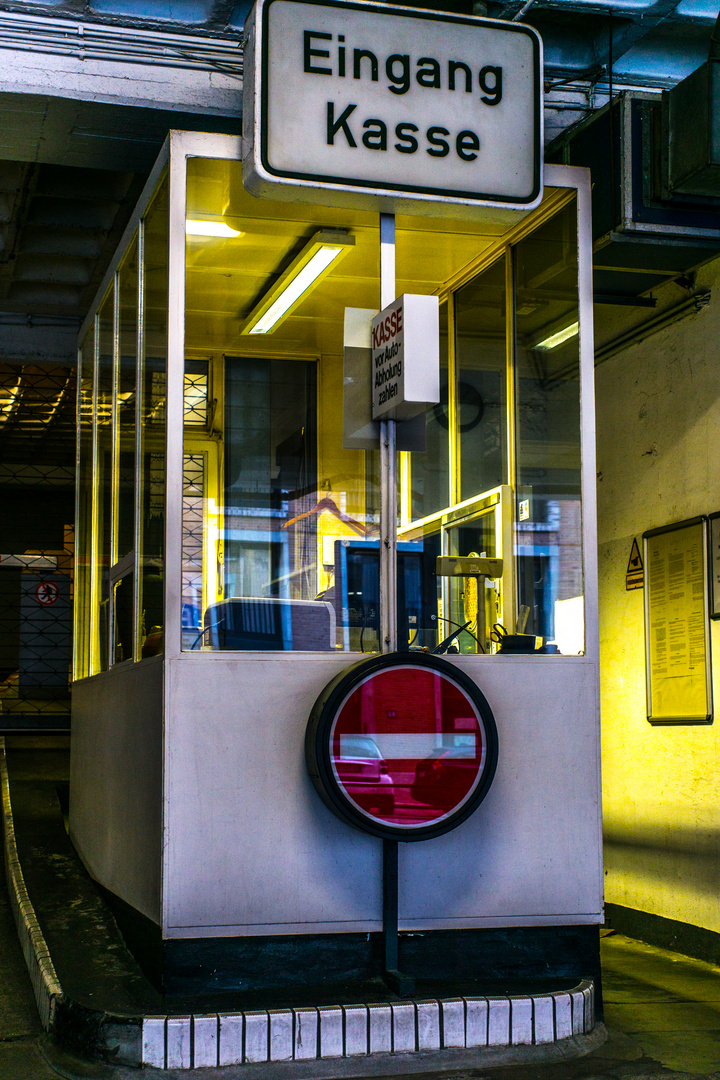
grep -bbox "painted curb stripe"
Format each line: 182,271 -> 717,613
0,736 -> 64,1030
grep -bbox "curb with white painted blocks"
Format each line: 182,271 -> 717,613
417,1001 -> 440,1050
139,984 -> 596,1067
270,1009 -> 294,1061
392,1001 -> 416,1052
193,1014 -> 219,1068
511,997 -> 533,1046
554,992 -> 573,1041
466,996 -> 489,1047
533,996 -> 555,1045
166,1016 -> 191,1070
219,1014 -> 244,1067
368,1003 -> 392,1054
441,998 -> 465,1048
343,1005 -> 368,1056
244,1011 -> 269,1063
293,1009 -> 318,1060
319,1004 -> 343,1058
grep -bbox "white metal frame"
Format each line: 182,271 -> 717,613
75,138 -> 597,674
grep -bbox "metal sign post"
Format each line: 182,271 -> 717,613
379,212 -> 397,658
378,210 -> 406,993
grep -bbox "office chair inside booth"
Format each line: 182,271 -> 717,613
204,595 -> 335,651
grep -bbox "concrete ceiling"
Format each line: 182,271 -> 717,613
0,96 -> 240,319
0,0 -> 713,468
0,0 -> 713,325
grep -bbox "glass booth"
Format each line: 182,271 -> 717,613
74,140 -> 591,673
70,131 -> 600,970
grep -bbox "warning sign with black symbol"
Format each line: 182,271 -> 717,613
626,538 -> 644,590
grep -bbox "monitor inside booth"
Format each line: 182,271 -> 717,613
332,539 -> 440,653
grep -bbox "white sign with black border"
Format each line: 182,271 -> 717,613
243,0 -> 543,212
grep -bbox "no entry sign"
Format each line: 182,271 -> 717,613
306,653 -> 498,840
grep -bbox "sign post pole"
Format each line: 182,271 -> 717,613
383,837 -> 415,995
377,212 -> 413,995
379,213 -> 397,655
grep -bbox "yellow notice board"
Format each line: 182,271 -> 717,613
644,518 -> 712,724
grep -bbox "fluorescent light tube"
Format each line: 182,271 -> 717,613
242,229 -> 354,335
249,247 -> 344,334
535,321 -> 579,350
186,219 -> 243,238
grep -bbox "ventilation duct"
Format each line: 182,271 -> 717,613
665,11 -> 720,197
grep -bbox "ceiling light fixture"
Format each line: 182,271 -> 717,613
535,321 -> 579,350
242,229 -> 355,335
186,219 -> 244,238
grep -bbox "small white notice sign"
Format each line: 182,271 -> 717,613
371,294 -> 439,421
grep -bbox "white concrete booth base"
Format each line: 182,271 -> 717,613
70,652 -> 602,996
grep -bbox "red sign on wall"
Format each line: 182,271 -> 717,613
306,654 -> 498,841
35,581 -> 60,606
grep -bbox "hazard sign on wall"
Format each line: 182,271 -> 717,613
626,538 -> 644,590
306,653 -> 498,841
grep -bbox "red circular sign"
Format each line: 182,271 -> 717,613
306,654 -> 498,841
35,581 -> 59,606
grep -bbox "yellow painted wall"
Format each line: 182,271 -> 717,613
597,256 -> 720,932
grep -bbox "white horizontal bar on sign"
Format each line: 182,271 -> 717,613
340,733 -> 477,760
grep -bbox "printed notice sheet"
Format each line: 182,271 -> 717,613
644,520 -> 710,721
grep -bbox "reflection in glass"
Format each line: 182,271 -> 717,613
455,257 -> 506,502
96,288 -> 114,672
117,241 -> 138,565
113,574 -> 134,663
446,511 -> 498,654
184,360 -> 209,426
410,301 -> 449,520
138,178 -> 168,659
74,328 -> 94,679
514,200 -> 583,653
202,356 -> 324,650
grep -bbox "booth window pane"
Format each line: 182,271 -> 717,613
117,237 -> 138,563
184,360 -> 209,426
207,357 -> 324,651
182,452 -> 206,649
138,178 -> 168,659
455,256 -> 507,502
183,155 -> 381,654
410,301 -> 449,521
96,287 -> 114,673
74,327 -> 94,680
112,573 -> 134,664
514,199 -> 583,653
